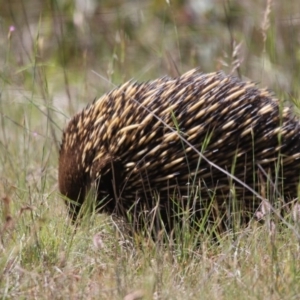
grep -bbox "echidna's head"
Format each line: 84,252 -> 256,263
58,106 -> 120,220
58,119 -> 93,220
59,147 -> 86,216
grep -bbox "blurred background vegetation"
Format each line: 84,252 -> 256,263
1,0 -> 300,104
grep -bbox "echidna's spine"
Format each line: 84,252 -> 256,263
59,69 -> 300,228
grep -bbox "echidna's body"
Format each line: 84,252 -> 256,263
59,69 -> 300,231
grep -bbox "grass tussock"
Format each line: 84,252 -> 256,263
1,194 -> 300,299
1,0 -> 300,299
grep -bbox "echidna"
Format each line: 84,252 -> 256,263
59,69 -> 300,233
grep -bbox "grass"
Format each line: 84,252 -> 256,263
1,0 -> 300,299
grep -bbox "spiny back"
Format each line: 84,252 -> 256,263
59,69 -> 300,228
